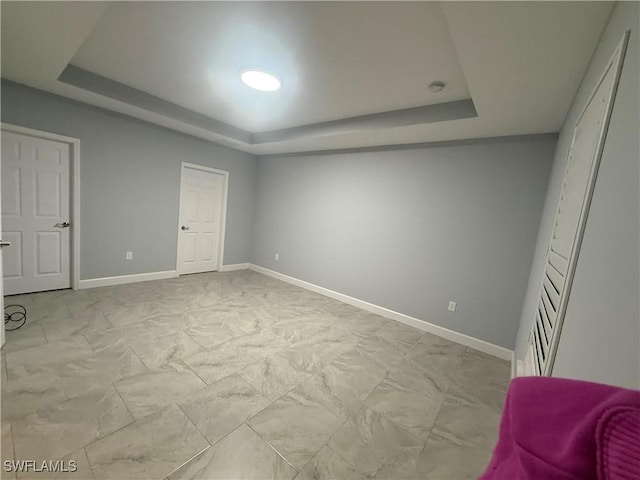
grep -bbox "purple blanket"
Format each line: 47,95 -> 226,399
479,377 -> 640,480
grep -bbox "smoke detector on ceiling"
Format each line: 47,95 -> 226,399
428,81 -> 446,93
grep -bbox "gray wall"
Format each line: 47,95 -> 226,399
1,80 -> 258,279
252,136 -> 556,348
514,2 -> 639,388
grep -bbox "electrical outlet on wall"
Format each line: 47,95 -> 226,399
448,301 -> 457,312
126,251 -> 133,261
274,253 -> 279,261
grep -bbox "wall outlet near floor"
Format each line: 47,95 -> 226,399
448,301 -> 457,312
274,253 -> 279,261
126,251 -> 133,260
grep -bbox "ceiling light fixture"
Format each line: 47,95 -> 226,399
241,69 -> 281,92
428,81 -> 445,93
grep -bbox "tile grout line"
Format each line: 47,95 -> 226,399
82,399 -> 203,475
179,355 -> 215,387
81,446 -> 97,480
174,401 -> 212,446
240,358 -> 349,475
161,407 -> 213,479
334,331 -> 440,474
287,334 -> 414,478
417,346 -> 496,458
244,422 -> 299,474
163,443 -> 212,480
109,383 -> 137,427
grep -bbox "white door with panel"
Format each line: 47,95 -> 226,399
1,131 -> 71,295
0,189 -> 5,347
177,164 -> 227,275
524,33 -> 628,376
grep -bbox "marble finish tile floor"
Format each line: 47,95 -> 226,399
1,270 -> 510,479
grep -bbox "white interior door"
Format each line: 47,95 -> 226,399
1,183 -> 5,347
1,131 -> 71,295
177,164 -> 227,275
525,33 -> 628,376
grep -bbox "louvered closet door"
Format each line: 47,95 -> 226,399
527,33 -> 629,376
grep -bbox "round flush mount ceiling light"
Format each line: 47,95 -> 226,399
428,81 -> 446,93
240,69 -> 281,92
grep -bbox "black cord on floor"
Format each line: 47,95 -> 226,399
4,304 -> 26,331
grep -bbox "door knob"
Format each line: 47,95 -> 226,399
181,225 -> 190,231
54,222 -> 70,228
0,241 -> 10,248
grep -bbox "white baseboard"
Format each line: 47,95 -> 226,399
248,264 -> 513,361
78,270 -> 177,289
220,263 -> 250,272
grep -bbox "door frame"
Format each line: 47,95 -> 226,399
176,161 -> 229,275
544,31 -> 629,376
522,31 -> 629,377
0,123 -> 81,290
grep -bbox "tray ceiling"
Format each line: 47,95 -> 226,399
1,1 -> 613,155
